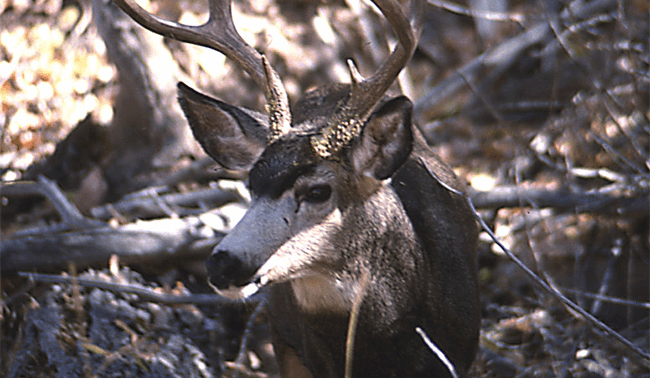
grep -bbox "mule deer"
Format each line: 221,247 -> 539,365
111,0 -> 480,376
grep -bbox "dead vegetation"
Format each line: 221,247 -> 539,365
1,0 -> 648,376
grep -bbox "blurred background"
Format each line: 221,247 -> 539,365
1,0 -> 648,376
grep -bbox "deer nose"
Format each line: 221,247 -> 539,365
206,250 -> 258,290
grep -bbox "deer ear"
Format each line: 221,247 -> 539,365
177,82 -> 269,171
351,96 -> 414,180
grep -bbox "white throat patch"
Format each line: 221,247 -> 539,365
291,274 -> 359,314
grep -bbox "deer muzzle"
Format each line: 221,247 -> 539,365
205,196 -> 295,299
206,250 -> 261,296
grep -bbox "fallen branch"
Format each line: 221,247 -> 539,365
17,272 -> 236,305
1,216 -> 223,273
414,0 -> 616,118
468,184 -> 648,215
89,186 -> 240,220
1,176 -> 240,273
1,176 -> 106,231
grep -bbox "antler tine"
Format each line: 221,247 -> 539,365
111,0 -> 291,137
311,0 -> 424,159
350,0 -> 424,119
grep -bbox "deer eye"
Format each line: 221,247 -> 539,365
301,184 -> 332,204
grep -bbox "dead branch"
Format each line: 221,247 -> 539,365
89,186 -> 240,220
416,327 -> 459,378
1,175 -> 237,273
7,267 -> 225,377
1,216 -> 223,274
17,272 -> 236,305
560,287 -> 650,309
414,0 -> 616,118
468,184 -> 648,215
427,0 -> 525,24
1,176 -> 106,231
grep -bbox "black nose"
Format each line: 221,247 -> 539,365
206,250 -> 257,290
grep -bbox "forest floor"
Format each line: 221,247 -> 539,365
1,0 -> 649,377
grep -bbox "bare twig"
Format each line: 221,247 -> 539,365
458,69 -> 504,124
601,102 -> 650,170
419,155 -> 648,215
415,327 -> 459,378
233,298 -> 267,378
1,176 -> 106,231
541,2 -> 649,181
471,198 -> 650,366
17,272 -> 239,305
146,187 -> 178,218
588,132 -> 648,176
560,287 -> 650,309
539,13 -> 616,57
414,21 -> 550,117
90,186 -> 240,220
428,0 -> 525,25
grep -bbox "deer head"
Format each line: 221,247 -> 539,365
110,0 -> 479,376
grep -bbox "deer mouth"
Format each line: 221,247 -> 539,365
207,257 -> 305,300
206,248 -> 268,299
206,263 -> 265,299
209,267 -> 290,299
210,280 -> 262,300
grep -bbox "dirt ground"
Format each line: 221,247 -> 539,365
1,0 -> 648,377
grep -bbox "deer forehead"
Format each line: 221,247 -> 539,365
249,140 -> 318,198
249,134 -> 359,197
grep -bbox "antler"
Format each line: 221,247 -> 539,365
111,0 -> 291,139
312,0 -> 425,158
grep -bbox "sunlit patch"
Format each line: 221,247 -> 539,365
469,173 -> 496,191
291,274 -> 358,314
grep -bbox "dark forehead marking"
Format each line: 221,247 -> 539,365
249,136 -> 321,199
